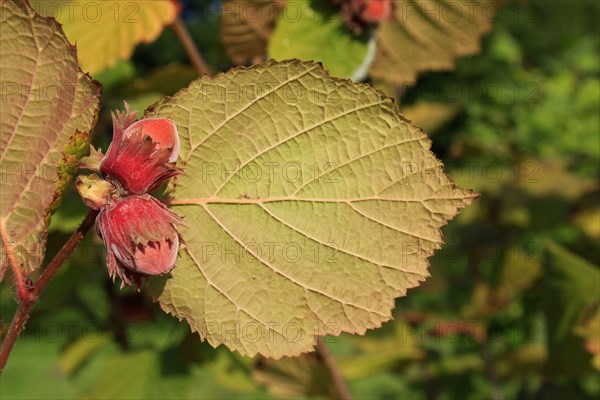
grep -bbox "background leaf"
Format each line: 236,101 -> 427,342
268,0 -> 372,80
542,241 -> 600,376
31,0 -> 178,74
253,353 -> 336,397
370,0 -> 498,86
0,0 -> 100,274
0,341 -> 78,399
221,0 -> 283,64
145,60 -> 474,358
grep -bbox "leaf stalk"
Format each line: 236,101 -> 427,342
0,210 -> 98,373
171,16 -> 211,76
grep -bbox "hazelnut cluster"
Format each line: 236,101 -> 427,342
77,106 -> 184,287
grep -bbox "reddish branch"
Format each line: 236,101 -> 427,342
0,210 -> 98,372
170,17 -> 211,76
0,221 -> 28,300
316,337 -> 352,400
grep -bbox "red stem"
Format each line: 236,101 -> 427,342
316,337 -> 352,400
0,210 -> 98,373
0,221 -> 28,301
170,17 -> 210,76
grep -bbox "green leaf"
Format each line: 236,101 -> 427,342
542,241 -> 600,376
133,63 -> 198,96
59,335 -> 111,376
338,321 -> 424,379
400,103 -> 461,135
221,0 -> 283,64
0,0 -> 100,274
253,353 -> 336,398
496,242 -> 543,303
84,350 -> 159,399
268,1 -> 371,80
31,0 -> 178,74
0,341 -> 77,399
146,60 -> 475,358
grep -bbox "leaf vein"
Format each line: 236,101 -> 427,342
258,203 -> 427,277
202,204 -> 389,318
347,203 -> 440,243
292,136 -> 423,196
183,245 -> 289,341
186,64 -> 320,160
212,99 -> 389,197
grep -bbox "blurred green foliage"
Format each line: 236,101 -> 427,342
268,0 -> 371,80
1,1 -> 598,399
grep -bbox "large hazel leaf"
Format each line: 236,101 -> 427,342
145,60 -> 475,358
0,0 -> 101,274
30,0 -> 177,74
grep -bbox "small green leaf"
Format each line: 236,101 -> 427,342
542,241 -> 600,376
146,60 -> 475,358
268,1 -> 371,80
59,335 -> 111,376
85,351 -> 159,399
253,353 -> 336,398
0,341 -> 77,399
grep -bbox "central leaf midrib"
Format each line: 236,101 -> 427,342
168,196 -> 470,205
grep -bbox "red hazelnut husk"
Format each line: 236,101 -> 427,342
76,107 -> 185,288
356,0 -> 392,24
337,0 -> 392,33
96,194 -> 183,288
100,107 -> 182,194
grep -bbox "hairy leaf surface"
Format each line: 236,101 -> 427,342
0,0 -> 101,274
146,60 -> 475,358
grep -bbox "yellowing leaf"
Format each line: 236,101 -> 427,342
221,0 -> 283,64
31,0 -> 177,74
253,353 -> 336,397
370,0 -> 497,86
0,0 -> 100,274
146,60 -> 475,358
575,206 -> 600,240
401,102 -> 461,134
496,243 -> 543,304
